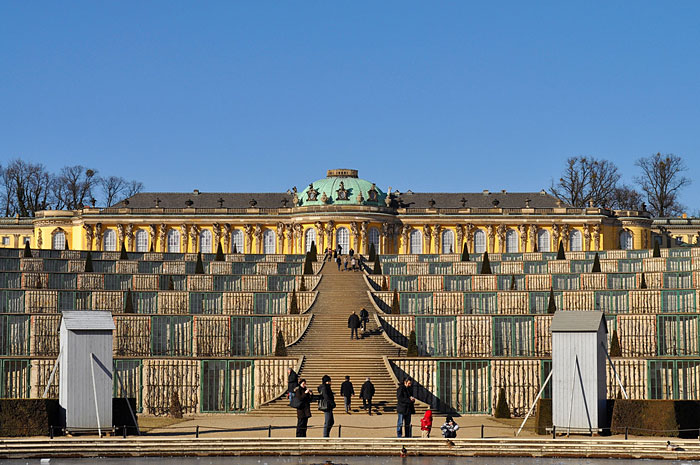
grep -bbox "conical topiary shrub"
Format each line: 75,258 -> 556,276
149,243 -> 154,252
391,289 -> 400,314
299,277 -> 307,292
169,391 -> 183,419
494,387 -> 510,418
289,288 -> 299,314
274,330 -> 288,356
303,252 -> 314,275
406,330 -> 419,356
610,329 -> 622,357
640,272 -> 648,289
123,289 -> 134,314
368,243 -> 377,262
556,241 -> 565,260
480,251 -> 492,274
373,256 -> 382,275
653,240 -> 661,258
233,243 -> 238,254
119,242 -> 128,260
547,288 -> 557,314
461,242 -> 470,262
168,276 -> 175,290
510,274 -> 517,291
591,252 -> 601,273
195,252 -> 205,274
23,241 -> 32,258
381,276 -> 389,291
310,241 -> 317,261
84,250 -> 94,273
215,242 -> 225,261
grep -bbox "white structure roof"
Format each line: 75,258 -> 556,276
550,311 -> 607,333
61,311 -> 115,331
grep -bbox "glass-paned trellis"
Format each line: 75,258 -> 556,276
58,291 -> 91,311
231,263 -> 257,275
190,292 -> 223,315
523,261 -> 548,274
159,275 -> 186,291
493,316 -> 534,356
497,275 -> 524,291
0,315 -> 30,355
661,290 -> 696,313
551,274 -> 579,290
231,316 -> 272,356
540,359 -> 552,399
0,272 -> 21,289
400,293 -> 433,314
200,360 -> 254,412
0,290 -> 24,313
48,273 -> 77,289
607,274 -> 636,290
657,315 -> 699,356
618,259 -> 642,272
570,260 -> 593,273
415,316 -> 456,356
437,360 -> 490,414
529,291 -> 562,314
648,359 -> 700,400
390,276 -> 418,292
132,292 -> 158,314
254,293 -> 287,314
428,263 -> 453,274
667,258 -> 691,272
151,316 -> 193,356
267,275 -> 296,292
465,293 -> 498,314
113,359 -> 143,412
444,276 -> 471,292
663,272 -> 693,289
595,291 -> 629,313
138,261 -> 162,274
213,275 -> 242,292
105,274 -> 132,290
0,359 -> 31,398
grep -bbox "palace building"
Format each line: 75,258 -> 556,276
4,169 -> 652,254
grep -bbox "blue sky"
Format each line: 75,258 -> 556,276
2,2 -> 700,210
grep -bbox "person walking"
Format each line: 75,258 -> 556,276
336,255 -> 342,271
293,379 -> 313,437
340,376 -> 355,413
348,311 -> 361,340
396,378 -> 416,438
318,375 -> 336,437
350,257 -> 357,271
287,366 -> 298,406
360,377 -> 375,415
359,308 -> 369,332
343,256 -> 348,271
349,248 -> 354,257
420,409 -> 433,438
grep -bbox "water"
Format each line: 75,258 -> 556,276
0,458 -> 698,465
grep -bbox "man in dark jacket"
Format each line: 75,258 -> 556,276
287,366 -> 298,406
340,376 -> 355,413
294,379 -> 313,437
359,308 -> 369,332
348,311 -> 361,339
396,377 -> 416,438
360,377 -> 375,415
318,375 -> 335,437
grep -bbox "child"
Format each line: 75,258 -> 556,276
420,409 -> 433,438
441,415 -> 459,438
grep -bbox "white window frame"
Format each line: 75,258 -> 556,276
103,229 -> 117,252
135,229 -> 149,252
537,230 -> 551,252
474,229 -> 486,254
620,230 -> 633,250
409,230 -> 423,254
505,229 -> 518,253
441,230 -> 455,254
263,229 -> 276,254
304,228 -> 316,253
336,227 -> 350,254
52,230 -> 66,250
368,227 -> 380,254
231,229 -> 244,253
200,229 -> 212,253
1,237 -> 9,246
569,229 -> 582,252
167,229 -> 180,253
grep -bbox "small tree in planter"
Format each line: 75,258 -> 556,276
303,252 -> 314,275
652,240 -> 661,258
310,241 -> 317,262
84,250 -> 94,273
195,252 -> 205,274
232,243 -> 238,254
119,242 -> 129,260
368,243 -> 377,262
480,251 -> 492,275
461,243 -> 470,262
547,288 -> 557,314
289,288 -> 299,314
274,330 -> 288,356
373,256 -> 382,275
494,387 -> 510,418
215,242 -> 225,262
640,272 -> 648,289
23,241 -> 32,258
406,330 -> 419,356
169,391 -> 183,419
510,274 -> 517,291
610,329 -> 622,357
299,277 -> 307,292
556,241 -> 565,260
123,289 -> 134,314
381,276 -> 389,291
168,276 -> 175,291
591,252 -> 601,273
391,289 -> 400,314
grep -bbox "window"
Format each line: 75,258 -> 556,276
52,230 -> 66,250
569,230 -> 582,251
151,316 -> 192,356
200,360 -> 254,412
368,227 -> 380,254
23,237 -> 31,245
231,316 -> 272,355
438,360 -> 490,414
505,229 -> 518,253
135,230 -> 148,252
474,230 -> 486,254
1,237 -> 8,246
409,230 -> 423,254
657,315 -> 699,356
336,227 -> 349,254
103,229 -> 117,251
537,230 -> 550,252
441,230 -> 455,254
620,230 -> 633,250
113,360 -> 143,412
231,229 -> 244,253
166,229 -> 180,253
649,359 -> 700,400
262,230 -> 276,254
200,229 -> 212,253
493,316 -> 534,356
304,228 -> 316,253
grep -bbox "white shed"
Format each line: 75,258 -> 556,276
59,311 -> 115,432
551,311 -> 607,433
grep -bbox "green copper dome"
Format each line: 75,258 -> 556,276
298,169 -> 386,206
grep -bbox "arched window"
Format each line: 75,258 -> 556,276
441,230 -> 455,254
409,230 -> 423,254
619,230 -> 633,250
167,229 -> 180,253
304,228 -> 316,253
505,229 -> 519,253
336,227 -> 349,254
537,230 -> 551,252
135,230 -> 148,252
368,227 -> 380,254
474,229 -> 486,254
200,229 -> 212,253
103,229 -> 117,251
569,230 -> 582,252
231,229 -> 244,253
52,230 -> 66,250
263,229 -> 276,254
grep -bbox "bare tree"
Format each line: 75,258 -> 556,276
2,159 -> 53,216
611,184 -> 644,211
101,176 -> 128,207
53,165 -> 99,210
550,157 -> 621,208
125,180 -> 144,198
634,153 -> 691,217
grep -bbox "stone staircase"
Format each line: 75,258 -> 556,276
250,260 -> 418,417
